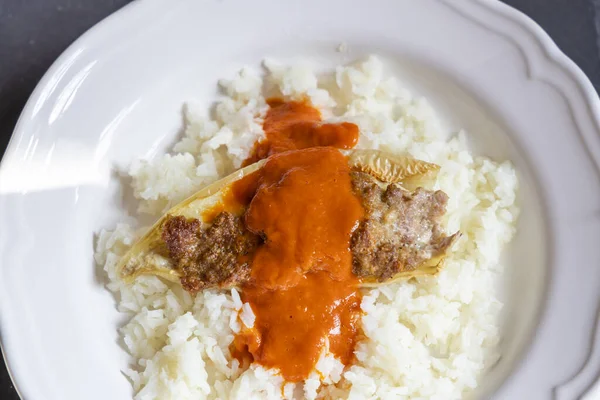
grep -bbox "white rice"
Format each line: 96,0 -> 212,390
95,55 -> 519,399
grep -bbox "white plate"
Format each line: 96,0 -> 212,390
1,0 -> 600,399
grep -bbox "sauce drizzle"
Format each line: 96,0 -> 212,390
230,99 -> 363,382
234,148 -> 363,382
243,98 -> 359,166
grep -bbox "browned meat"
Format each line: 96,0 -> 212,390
350,171 -> 457,281
162,212 -> 261,293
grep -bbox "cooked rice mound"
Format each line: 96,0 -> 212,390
95,56 -> 518,400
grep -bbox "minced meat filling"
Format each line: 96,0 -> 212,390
161,172 -> 456,290
162,212 -> 261,293
350,171 -> 455,281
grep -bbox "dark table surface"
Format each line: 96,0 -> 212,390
1,0 -> 599,398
